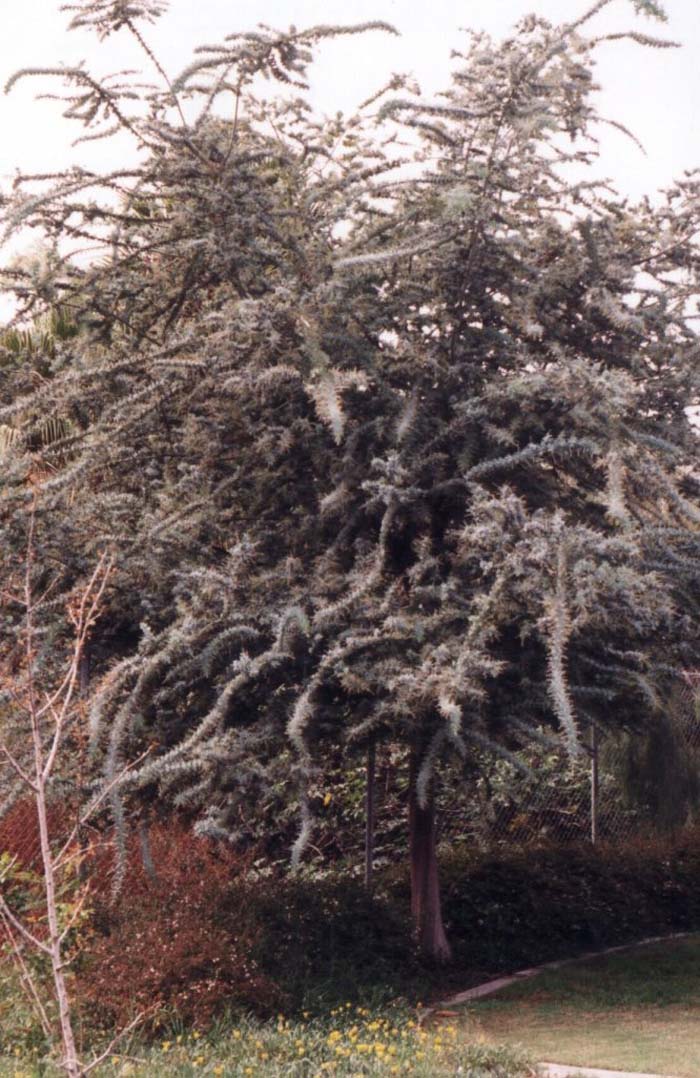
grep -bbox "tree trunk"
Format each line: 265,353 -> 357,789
33,729 -> 82,1078
408,750 -> 452,962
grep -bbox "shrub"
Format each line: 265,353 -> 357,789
74,824 -> 279,1031
436,830 -> 700,974
67,823 -> 700,1035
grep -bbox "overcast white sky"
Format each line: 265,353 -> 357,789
0,0 -> 698,204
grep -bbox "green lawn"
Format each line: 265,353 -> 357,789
461,934 -> 700,1077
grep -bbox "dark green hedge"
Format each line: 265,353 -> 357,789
439,834 -> 700,972
244,830 -> 700,1010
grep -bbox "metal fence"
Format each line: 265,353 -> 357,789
447,671 -> 700,852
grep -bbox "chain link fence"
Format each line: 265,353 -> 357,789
446,671 -> 700,852
0,797 -> 43,868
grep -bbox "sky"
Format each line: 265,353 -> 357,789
0,0 -> 698,209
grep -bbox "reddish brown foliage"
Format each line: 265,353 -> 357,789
74,823 -> 278,1030
0,798 -> 52,868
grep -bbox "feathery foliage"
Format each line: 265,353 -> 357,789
0,0 -> 698,955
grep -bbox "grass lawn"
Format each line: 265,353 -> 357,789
460,934 -> 700,1077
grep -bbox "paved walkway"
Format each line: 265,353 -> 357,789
539,1066 -> 677,1078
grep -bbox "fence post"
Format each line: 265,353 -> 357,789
590,722 -> 599,845
79,645 -> 90,698
77,644 -> 91,881
365,741 -> 376,891
138,816 -> 158,883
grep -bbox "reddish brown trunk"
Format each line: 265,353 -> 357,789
409,751 -> 452,963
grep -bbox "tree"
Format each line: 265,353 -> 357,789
0,511 -> 140,1077
0,0 -> 699,961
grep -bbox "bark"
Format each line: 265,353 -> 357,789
35,774 -> 82,1078
28,669 -> 82,1075
408,750 -> 452,963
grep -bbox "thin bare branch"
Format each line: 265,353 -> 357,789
84,1010 -> 153,1075
54,749 -> 151,870
0,896 -> 51,955
0,742 -> 37,790
0,909 -> 53,1039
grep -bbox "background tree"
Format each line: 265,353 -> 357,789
0,0 -> 698,961
0,513 -> 136,1078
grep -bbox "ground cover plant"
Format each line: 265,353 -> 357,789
463,934 -> 700,1077
0,1003 -> 532,1077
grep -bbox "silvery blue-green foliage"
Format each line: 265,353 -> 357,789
0,0 -> 698,863
61,0 -> 168,39
630,0 -> 667,19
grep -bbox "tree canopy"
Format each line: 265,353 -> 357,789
0,0 -> 698,957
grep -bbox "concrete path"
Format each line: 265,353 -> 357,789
539,1065 -> 678,1078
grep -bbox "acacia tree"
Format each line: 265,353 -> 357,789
1,0 -> 699,960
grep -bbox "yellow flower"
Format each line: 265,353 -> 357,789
323,792 -> 332,806
232,1030 -> 242,1040
161,1041 -> 171,1052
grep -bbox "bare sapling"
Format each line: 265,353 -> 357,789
0,509 -> 132,1077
